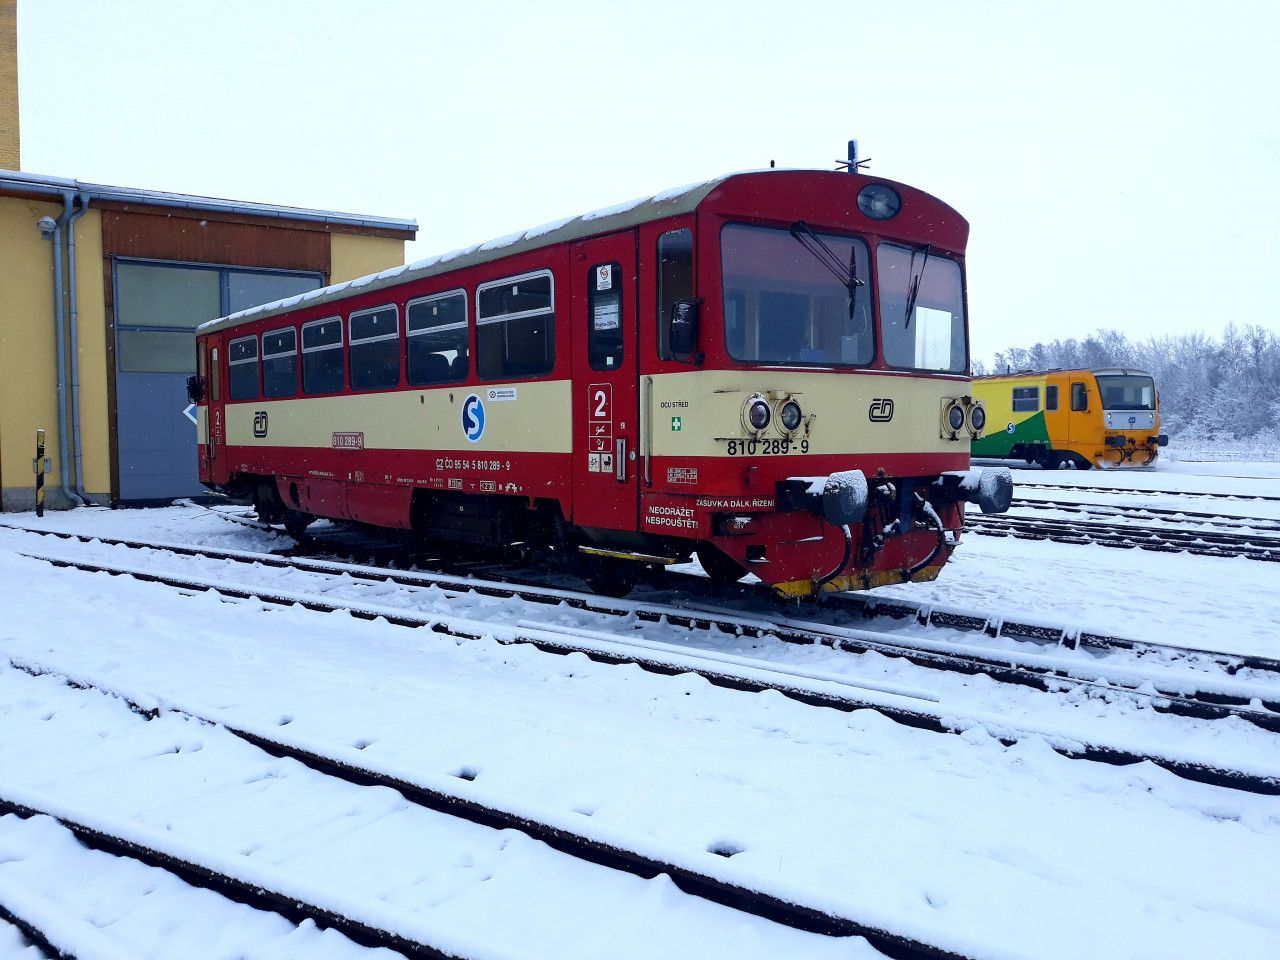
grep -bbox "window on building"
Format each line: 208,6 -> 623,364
262,328 -> 298,398
349,306 -> 400,391
302,317 -> 344,394
227,336 -> 259,401
657,229 -> 693,360
476,271 -> 555,380
115,263 -> 222,373
1046,384 -> 1059,411
407,291 -> 468,386
113,262 -> 321,375
588,262 -> 624,371
1012,386 -> 1040,412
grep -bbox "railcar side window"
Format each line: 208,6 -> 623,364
407,291 -> 468,386
877,243 -> 967,373
1045,385 -> 1059,411
350,305 -> 400,391
1012,386 -> 1039,412
227,336 -> 259,401
476,271 -> 555,380
1071,382 -> 1088,411
588,262 -> 624,371
657,229 -> 693,360
210,347 -> 220,402
262,328 -> 298,398
302,317 -> 344,394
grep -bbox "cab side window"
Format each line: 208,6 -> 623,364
1071,382 -> 1088,411
657,228 -> 693,360
1045,385 -> 1059,411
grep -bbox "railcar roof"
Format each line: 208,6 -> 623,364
197,172 -> 741,336
976,367 -> 1153,379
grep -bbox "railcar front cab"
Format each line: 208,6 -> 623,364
1088,369 -> 1168,466
651,174 -> 1010,596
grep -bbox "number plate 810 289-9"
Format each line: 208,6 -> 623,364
724,438 -> 809,456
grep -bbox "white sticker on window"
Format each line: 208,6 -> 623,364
913,306 -> 952,370
593,300 -> 620,331
596,264 -> 613,291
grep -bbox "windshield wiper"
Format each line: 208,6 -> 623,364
902,243 -> 932,329
788,221 -> 863,307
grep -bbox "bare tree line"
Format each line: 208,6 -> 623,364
975,324 -> 1280,441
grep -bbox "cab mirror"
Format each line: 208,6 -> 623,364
186,374 -> 206,404
669,299 -> 699,358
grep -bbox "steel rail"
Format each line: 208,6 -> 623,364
968,513 -> 1280,561
1011,496 -> 1280,532
12,547 -> 1280,796
1013,481 -> 1280,503
0,794 -> 464,960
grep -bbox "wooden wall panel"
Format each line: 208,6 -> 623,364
101,209 -> 331,277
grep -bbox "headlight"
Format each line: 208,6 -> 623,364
778,399 -> 803,432
745,396 -> 771,432
857,183 -> 901,220
969,404 -> 986,434
947,404 -> 965,432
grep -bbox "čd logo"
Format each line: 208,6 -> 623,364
253,411 -> 269,437
868,399 -> 894,422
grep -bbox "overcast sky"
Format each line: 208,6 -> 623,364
16,0 -> 1280,361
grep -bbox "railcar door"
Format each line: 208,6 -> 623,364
571,232 -> 639,531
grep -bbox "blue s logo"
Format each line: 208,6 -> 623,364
462,393 -> 485,443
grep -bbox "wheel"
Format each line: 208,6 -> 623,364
583,559 -> 638,598
283,512 -> 313,540
1036,450 -> 1063,470
695,545 -> 746,586
1069,454 -> 1093,470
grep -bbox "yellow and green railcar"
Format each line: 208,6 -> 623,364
972,368 -> 1167,469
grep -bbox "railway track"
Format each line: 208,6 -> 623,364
1014,480 -> 1280,503
1,659 -> 968,960
5,525 -> 1279,795
1011,496 -> 1280,533
969,512 -> 1280,561
200,506 -> 1280,676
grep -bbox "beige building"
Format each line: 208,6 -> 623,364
0,0 -> 417,508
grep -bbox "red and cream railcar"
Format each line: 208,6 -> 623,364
191,169 -> 1010,597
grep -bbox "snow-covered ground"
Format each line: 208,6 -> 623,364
1,459 -> 1277,959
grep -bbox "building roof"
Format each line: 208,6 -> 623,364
0,169 -> 418,235
196,173 -> 737,335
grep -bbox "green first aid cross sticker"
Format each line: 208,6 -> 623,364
671,416 -> 682,431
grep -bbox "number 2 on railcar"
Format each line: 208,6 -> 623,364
189,166 -> 1011,597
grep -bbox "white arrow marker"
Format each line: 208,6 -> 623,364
182,403 -> 198,425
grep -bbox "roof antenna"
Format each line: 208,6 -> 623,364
836,138 -> 872,173
770,159 -> 775,169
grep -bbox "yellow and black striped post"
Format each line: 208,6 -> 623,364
33,428 -> 47,517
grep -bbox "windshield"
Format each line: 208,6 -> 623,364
721,223 -> 873,365
877,243 -> 967,373
1096,375 -> 1155,410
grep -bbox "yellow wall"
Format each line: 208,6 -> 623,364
330,233 -> 405,284
0,198 -> 110,507
0,0 -> 17,170
0,194 -> 63,506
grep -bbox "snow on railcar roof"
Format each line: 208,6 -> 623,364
198,174 -> 733,335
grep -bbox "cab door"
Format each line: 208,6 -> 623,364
571,232 -> 639,531
1067,377 -> 1092,450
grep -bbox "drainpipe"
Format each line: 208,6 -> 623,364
36,197 -> 85,507
67,191 -> 92,503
